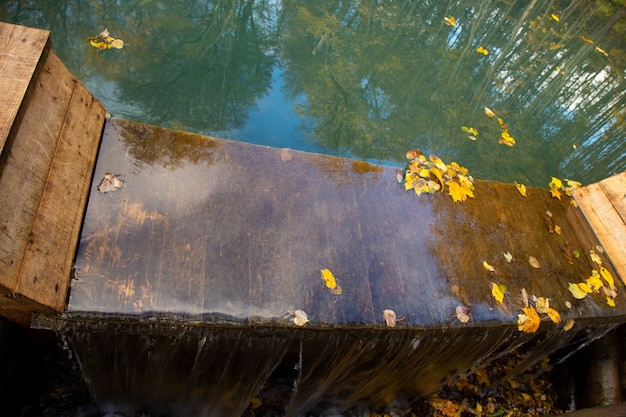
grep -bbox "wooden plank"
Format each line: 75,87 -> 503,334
0,22 -> 50,153
16,53 -> 106,311
0,48 -> 74,295
599,172 -> 626,223
573,175 -> 626,287
561,403 -> 626,417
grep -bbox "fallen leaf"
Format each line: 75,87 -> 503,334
515,182 -> 527,197
455,305 -> 470,323
607,297 -> 616,307
529,256 -> 541,269
321,268 -> 338,290
504,252 -> 513,263
551,13 -> 560,22
563,318 -> 575,331
549,177 -> 563,190
518,307 -> 540,333
535,297 -> 550,313
545,210 -> 556,233
447,181 -> 474,202
483,260 -> 496,273
554,225 -> 562,235
581,35 -> 594,44
578,282 -> 593,294
491,282 -> 506,303
498,130 -> 516,146
521,288 -> 529,307
595,46 -> 609,56
444,16 -> 457,27
600,266 -> 615,289
546,307 -> 561,323
382,309 -> 397,327
589,249 -> 602,265
484,107 -> 496,118
586,270 -> 603,291
249,397 -> 262,409
476,46 -> 489,55
293,310 -> 310,326
568,282 -> 588,299
550,189 -> 562,200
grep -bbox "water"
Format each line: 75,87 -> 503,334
1,0 -> 624,186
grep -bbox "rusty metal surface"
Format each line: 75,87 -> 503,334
68,118 -> 625,329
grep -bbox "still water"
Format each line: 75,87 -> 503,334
1,0 -> 624,186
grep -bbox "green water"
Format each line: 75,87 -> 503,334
2,0 -> 624,186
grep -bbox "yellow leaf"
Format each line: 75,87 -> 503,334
535,297 -> 550,313
589,249 -> 602,265
429,154 -> 447,172
321,268 -> 338,290
491,282 -> 505,303
563,318 -> 575,331
249,397 -> 262,409
484,107 -> 496,118
518,306 -> 540,333
568,282 -> 588,299
515,182 -> 527,197
581,35 -> 594,44
587,270 -> 603,291
551,13 -> 560,22
566,179 -> 582,189
529,256 -> 540,269
483,261 -> 496,273
550,189 -> 562,200
549,177 -> 563,189
600,266 -> 615,289
498,130 -> 516,146
476,46 -> 489,55
444,16 -> 457,27
447,181 -> 474,202
110,38 -> 125,49
546,307 -> 561,323
595,46 -> 609,57
607,297 -> 616,307
578,282 -> 593,294
418,167 -> 431,178
554,224 -> 562,235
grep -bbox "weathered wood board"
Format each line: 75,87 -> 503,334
68,118 -> 626,330
573,172 -> 626,286
0,23 -> 106,323
0,22 -> 50,153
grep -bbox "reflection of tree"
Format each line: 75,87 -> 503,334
279,0 -> 625,186
0,0 -> 277,134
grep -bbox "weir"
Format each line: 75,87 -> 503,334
2,22 -> 626,416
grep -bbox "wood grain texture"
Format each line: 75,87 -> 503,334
0,32 -> 105,317
573,172 -> 626,286
68,119 -> 626,330
0,22 -> 50,153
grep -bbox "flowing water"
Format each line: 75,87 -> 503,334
1,0 -> 624,186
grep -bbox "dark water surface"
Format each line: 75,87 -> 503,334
1,0 -> 624,186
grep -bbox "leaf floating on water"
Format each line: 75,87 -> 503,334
87,28 -> 125,50
491,282 -> 506,304
382,309 -> 397,328
293,310 -> 310,326
515,182 -> 527,197
529,256 -> 541,269
444,16 -> 457,27
581,35 -> 594,44
550,189 -> 562,200
97,173 -> 124,193
476,46 -> 489,56
518,307 -> 540,333
484,107 -> 496,118
595,46 -> 609,57
483,261 -> 496,273
551,13 -> 560,22
455,305 -> 470,323
498,130 -> 516,147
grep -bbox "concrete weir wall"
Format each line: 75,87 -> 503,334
2,22 -> 626,415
